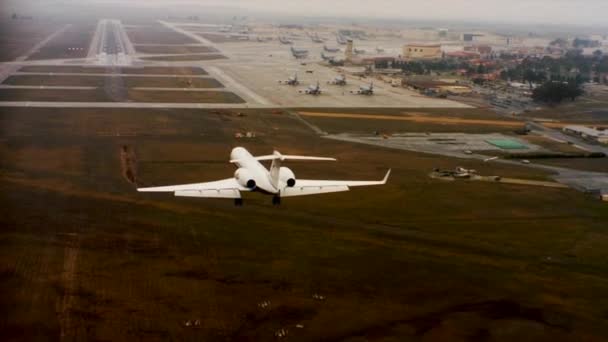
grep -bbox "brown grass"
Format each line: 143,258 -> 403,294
139,54 -> 227,61
299,111 -> 525,127
1,106 -> 608,340
18,65 -> 207,75
126,89 -> 244,103
126,25 -> 197,44
134,45 -> 217,54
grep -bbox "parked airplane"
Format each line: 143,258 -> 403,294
324,45 -> 340,53
278,36 -> 293,45
291,46 -> 309,59
279,73 -> 299,85
352,82 -> 374,95
320,52 -> 335,61
300,81 -> 322,95
138,147 -> 390,206
328,74 -> 347,86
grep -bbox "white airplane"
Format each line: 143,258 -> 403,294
328,74 -> 347,86
138,147 -> 390,206
300,81 -> 322,95
352,82 -> 374,95
279,73 -> 299,86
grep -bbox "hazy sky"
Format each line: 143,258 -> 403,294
6,0 -> 608,27
141,0 -> 608,26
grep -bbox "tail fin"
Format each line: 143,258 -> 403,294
262,150 -> 336,189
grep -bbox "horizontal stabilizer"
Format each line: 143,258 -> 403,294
231,150 -> 336,163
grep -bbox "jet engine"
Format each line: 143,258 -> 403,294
279,167 -> 296,187
234,168 -> 256,189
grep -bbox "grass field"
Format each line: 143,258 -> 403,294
4,75 -> 224,89
297,108 -> 526,134
523,95 -> 608,123
126,25 -> 197,45
124,77 -> 223,89
533,158 -> 608,172
1,106 -> 608,340
26,24 -> 95,60
521,135 -> 586,154
196,33 -> 250,43
139,54 -> 227,61
18,65 -> 208,75
0,19 -> 62,61
0,88 -> 109,102
127,89 -> 244,103
0,88 -> 243,103
134,45 -> 217,54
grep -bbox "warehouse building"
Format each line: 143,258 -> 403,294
402,44 -> 441,60
563,126 -> 608,144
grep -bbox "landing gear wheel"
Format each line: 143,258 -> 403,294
234,198 -> 243,207
272,195 -> 281,206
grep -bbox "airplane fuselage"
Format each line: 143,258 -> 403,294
230,147 -> 278,193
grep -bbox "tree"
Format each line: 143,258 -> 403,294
532,81 -> 583,103
593,50 -> 603,60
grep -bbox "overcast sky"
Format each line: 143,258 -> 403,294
6,0 -> 608,27
131,0 -> 608,26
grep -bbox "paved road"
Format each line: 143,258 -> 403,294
87,20 -> 106,59
92,19 -> 134,66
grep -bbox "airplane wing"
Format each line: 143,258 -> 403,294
281,169 -> 390,197
137,178 -> 249,198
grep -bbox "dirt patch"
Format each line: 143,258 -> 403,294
120,145 -> 138,185
57,233 -> 81,340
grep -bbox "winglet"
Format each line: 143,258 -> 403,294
382,169 -> 391,184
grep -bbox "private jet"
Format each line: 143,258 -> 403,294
352,82 -> 374,95
279,73 -> 299,86
300,81 -> 322,95
138,147 -> 391,206
328,74 -> 347,86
